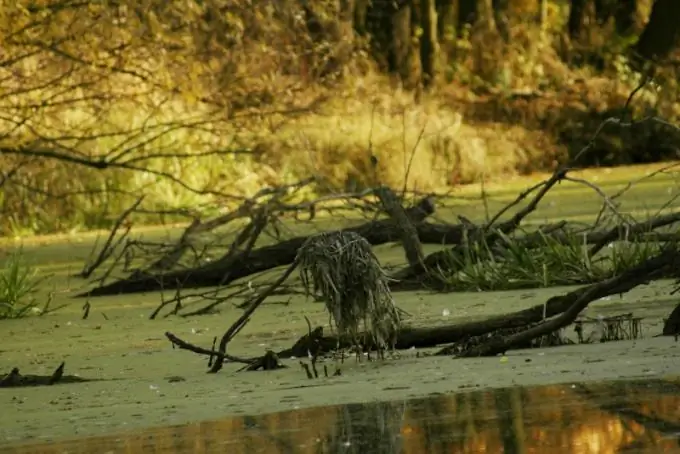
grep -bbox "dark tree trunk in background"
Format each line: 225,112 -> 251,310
354,0 -> 445,88
568,0 -> 592,40
393,1 -> 416,84
492,0 -> 510,41
594,0 -> 613,25
353,0 -> 369,34
478,0 -> 496,32
420,0 -> 439,86
435,0 -> 456,63
357,0 -> 416,83
571,0 -> 640,39
458,0 -> 478,36
634,0 -> 680,62
594,0 -> 638,34
613,0 -> 637,35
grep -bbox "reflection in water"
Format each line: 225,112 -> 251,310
4,378 -> 680,454
316,400 -> 406,454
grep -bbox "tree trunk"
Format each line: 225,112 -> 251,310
591,0 -> 638,35
457,0 -> 478,36
78,197 -> 437,297
435,0 -> 456,63
393,1 -> 416,84
420,0 -> 439,86
357,0 -> 416,83
353,0 -> 369,34
633,0 -> 680,62
539,0 -> 548,40
568,0 -> 593,40
478,0 -> 497,32
613,0 -> 638,35
492,0 -> 510,41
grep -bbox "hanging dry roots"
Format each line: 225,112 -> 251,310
296,230 -> 402,358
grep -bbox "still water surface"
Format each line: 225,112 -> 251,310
3,377 -> 680,454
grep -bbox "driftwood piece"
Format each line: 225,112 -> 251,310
0,362 -> 96,388
662,302 -> 680,337
78,196 -> 436,297
165,245 -> 677,370
375,186 -> 426,268
78,193 -> 680,299
392,167 -> 570,284
456,245 -> 677,356
275,246 -> 678,357
208,258 -> 301,373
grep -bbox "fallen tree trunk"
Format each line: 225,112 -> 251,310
393,210 -> 680,288
80,209 -> 680,298
276,246 -> 678,357
375,185 -> 426,268
164,244 -> 678,371
455,244 -> 678,357
78,196 -> 439,297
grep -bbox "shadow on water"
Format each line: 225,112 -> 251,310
3,377 -> 680,454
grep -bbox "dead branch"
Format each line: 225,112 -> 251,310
391,166 -> 570,285
79,196 -> 144,279
273,245 -> 678,358
374,185 -> 428,268
588,211 -> 680,257
456,244 -> 678,357
164,332 -> 254,364
78,195 -> 436,297
147,207 -> 270,319
144,178 -> 314,274
208,257 -> 302,373
163,245 -> 677,367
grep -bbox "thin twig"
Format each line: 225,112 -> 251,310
79,196 -> 144,278
209,256 -> 301,373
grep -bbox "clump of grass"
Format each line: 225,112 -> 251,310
297,230 -> 401,356
436,229 -> 663,291
600,236 -> 664,274
0,249 -> 46,319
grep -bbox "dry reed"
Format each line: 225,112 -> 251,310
297,230 -> 401,357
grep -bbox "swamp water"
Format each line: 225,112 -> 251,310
3,377 -> 680,454
3,164 -> 680,453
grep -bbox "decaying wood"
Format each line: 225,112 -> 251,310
147,208 -> 271,319
0,362 -> 95,388
306,245 -> 676,355
79,196 -> 144,279
78,196 -> 436,297
662,302 -> 680,337
456,244 -> 678,357
375,185 -> 426,268
80,211 -> 680,300
78,158 -> 680,301
209,257 -> 301,373
166,245 -> 678,369
392,167 -> 570,285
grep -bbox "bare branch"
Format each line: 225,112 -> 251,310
79,196 -> 145,279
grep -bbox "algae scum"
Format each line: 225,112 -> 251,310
2,166 -> 680,452
4,377 -> 680,453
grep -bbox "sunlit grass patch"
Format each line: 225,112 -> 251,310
0,248 -> 48,319
434,228 -> 664,292
253,87 -> 545,194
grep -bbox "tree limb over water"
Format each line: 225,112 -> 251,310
164,241 -> 679,369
